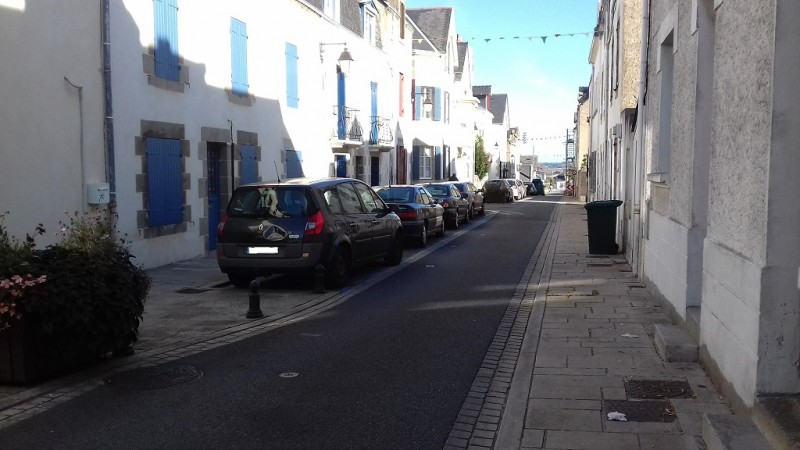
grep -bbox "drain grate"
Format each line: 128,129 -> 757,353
104,365 -> 204,390
625,379 -> 694,399
603,399 -> 676,422
175,287 -> 211,294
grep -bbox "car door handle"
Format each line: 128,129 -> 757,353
371,220 -> 380,225
348,222 -> 359,231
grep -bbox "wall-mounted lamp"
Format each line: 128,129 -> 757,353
423,94 -> 433,115
320,42 -> 354,75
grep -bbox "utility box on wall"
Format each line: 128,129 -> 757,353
87,183 -> 110,204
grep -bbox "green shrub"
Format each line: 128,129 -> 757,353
0,212 -> 151,364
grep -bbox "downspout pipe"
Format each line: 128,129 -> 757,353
64,77 -> 85,213
102,0 -> 116,204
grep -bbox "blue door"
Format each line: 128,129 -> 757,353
335,154 -> 347,177
370,156 -> 380,186
207,145 -> 221,250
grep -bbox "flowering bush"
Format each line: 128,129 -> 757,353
0,211 -> 150,367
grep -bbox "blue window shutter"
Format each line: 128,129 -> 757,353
434,146 -> 442,180
337,70 -> 346,139
370,82 -> 378,143
230,18 -> 249,95
286,43 -> 299,108
412,146 -> 420,181
286,150 -> 304,178
240,145 -> 257,184
147,138 -> 182,227
154,0 -> 179,81
414,86 -> 422,121
433,88 -> 442,121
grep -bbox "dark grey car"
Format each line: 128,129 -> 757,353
452,181 -> 486,218
217,178 -> 404,288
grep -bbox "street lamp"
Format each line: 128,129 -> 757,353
320,42 -> 354,75
494,142 -> 500,178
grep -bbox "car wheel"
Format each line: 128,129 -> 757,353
325,246 -> 351,288
463,207 -> 471,224
436,219 -> 446,237
480,202 -> 486,215
468,204 -> 475,219
418,223 -> 428,247
227,271 -> 255,289
384,232 -> 404,266
448,214 -> 459,229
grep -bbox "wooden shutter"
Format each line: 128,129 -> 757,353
285,43 -> 299,108
433,88 -> 442,121
434,146 -> 442,180
286,150 -> 304,178
412,146 -> 420,181
240,145 -> 257,184
230,18 -> 249,95
146,138 -> 182,227
154,0 -> 180,81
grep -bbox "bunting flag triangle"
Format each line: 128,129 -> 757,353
541,36 -> 547,43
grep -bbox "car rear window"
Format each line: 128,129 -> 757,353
426,185 -> 449,196
484,180 -> 502,191
228,186 -> 313,218
377,187 -> 414,203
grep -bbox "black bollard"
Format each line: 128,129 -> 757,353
313,264 -> 326,294
246,279 -> 264,319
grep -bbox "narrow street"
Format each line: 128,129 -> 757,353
0,199 -> 556,449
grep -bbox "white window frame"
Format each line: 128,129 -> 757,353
324,0 -> 340,22
420,147 -> 433,179
364,6 -> 377,46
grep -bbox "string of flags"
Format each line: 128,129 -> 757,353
414,31 -> 593,45
528,134 -> 572,141
472,31 -> 593,43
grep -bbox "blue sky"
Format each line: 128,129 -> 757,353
405,0 -> 598,162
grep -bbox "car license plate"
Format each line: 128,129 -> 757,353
247,246 -> 278,255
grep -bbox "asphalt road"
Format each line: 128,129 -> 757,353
0,196 -> 556,450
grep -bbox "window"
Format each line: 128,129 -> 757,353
146,138 -> 183,227
324,189 -> 343,215
363,5 -> 377,45
420,147 -> 432,179
353,183 -> 381,213
356,156 -> 365,180
230,18 -> 249,96
285,43 -> 299,108
656,31 -> 674,178
337,183 -> 365,214
153,0 -> 179,81
414,86 -> 441,121
323,0 -> 340,22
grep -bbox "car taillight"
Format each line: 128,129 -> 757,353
440,201 -> 450,208
217,215 -> 227,239
305,210 -> 325,235
397,211 -> 418,220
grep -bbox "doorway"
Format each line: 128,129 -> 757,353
207,143 -> 224,250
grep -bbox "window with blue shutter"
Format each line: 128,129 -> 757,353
286,150 -> 304,178
240,145 -> 257,184
433,88 -> 442,121
146,138 -> 183,227
434,146 -> 442,179
230,18 -> 249,96
286,43 -> 299,108
154,0 -> 180,81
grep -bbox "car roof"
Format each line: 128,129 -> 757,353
238,177 -> 363,190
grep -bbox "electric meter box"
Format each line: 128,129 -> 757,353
87,183 -> 110,204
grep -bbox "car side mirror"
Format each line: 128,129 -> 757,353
387,204 -> 398,213
460,193 -> 469,199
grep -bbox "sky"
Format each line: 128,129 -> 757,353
405,0 -> 598,163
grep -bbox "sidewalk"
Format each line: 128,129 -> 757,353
491,198 -> 744,449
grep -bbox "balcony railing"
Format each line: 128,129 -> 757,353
334,106 -> 363,143
369,116 -> 393,147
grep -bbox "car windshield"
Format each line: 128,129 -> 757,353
377,187 -> 414,203
228,186 -> 312,218
426,185 -> 450,196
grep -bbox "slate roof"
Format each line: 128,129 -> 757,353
455,42 -> 468,81
489,94 -> 508,124
407,7 -> 452,53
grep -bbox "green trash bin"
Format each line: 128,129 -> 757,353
583,200 -> 623,254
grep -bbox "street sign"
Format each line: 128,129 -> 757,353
567,169 -> 577,176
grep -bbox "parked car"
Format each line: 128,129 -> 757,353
482,179 -> 514,203
217,178 -> 404,288
451,181 -> 486,217
376,185 -> 445,247
532,178 -> 546,196
505,178 -> 524,200
524,181 -> 536,196
424,182 -> 470,229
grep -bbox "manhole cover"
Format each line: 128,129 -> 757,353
104,365 -> 204,390
175,287 -> 211,294
625,379 -> 694,399
603,399 -> 676,422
